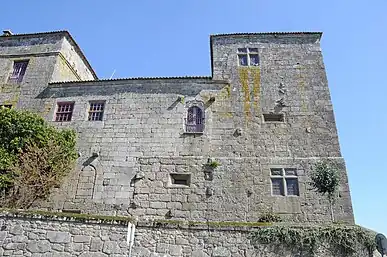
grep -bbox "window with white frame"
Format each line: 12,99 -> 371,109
270,168 -> 299,196
237,48 -> 259,66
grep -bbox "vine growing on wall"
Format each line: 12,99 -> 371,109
251,225 -> 376,256
0,107 -> 77,208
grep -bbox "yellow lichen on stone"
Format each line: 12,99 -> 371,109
42,100 -> 54,116
297,66 -> 307,112
220,112 -> 233,118
252,67 -> 261,113
238,68 -> 251,119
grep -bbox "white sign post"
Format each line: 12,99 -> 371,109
127,222 -> 136,257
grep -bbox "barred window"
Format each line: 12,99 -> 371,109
270,168 -> 299,196
185,106 -> 204,133
88,101 -> 105,121
8,60 -> 28,83
238,48 -> 259,67
55,102 -> 74,122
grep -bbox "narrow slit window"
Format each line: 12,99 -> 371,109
8,60 -> 28,83
88,101 -> 105,121
170,174 -> 191,187
263,113 -> 284,122
55,102 -> 74,122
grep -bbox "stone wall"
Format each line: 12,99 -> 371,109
0,32 -> 95,113
0,31 -> 355,223
0,214 -> 378,257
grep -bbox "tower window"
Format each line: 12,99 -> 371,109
185,106 -> 204,133
263,113 -> 285,122
88,101 -> 105,121
8,60 -> 28,83
270,168 -> 299,196
55,102 -> 74,122
170,173 -> 191,187
238,48 -> 259,67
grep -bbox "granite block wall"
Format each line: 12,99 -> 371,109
0,215 -> 378,257
0,31 -> 354,223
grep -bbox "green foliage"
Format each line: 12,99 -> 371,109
258,212 -> 282,223
310,162 -> 340,201
310,161 -> 340,221
0,108 -> 77,208
207,160 -> 221,169
251,225 -> 376,256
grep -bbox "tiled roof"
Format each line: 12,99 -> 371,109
210,31 -> 322,37
49,76 -> 226,85
1,30 -> 98,80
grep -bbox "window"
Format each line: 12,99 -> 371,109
270,168 -> 299,196
55,102 -> 74,122
238,48 -> 259,66
8,60 -> 28,83
88,101 -> 105,121
185,106 -> 204,133
263,113 -> 285,122
0,105 -> 12,109
170,173 -> 191,187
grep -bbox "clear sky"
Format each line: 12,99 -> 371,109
1,0 -> 386,235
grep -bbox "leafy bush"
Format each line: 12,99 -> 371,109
0,107 -> 77,208
258,213 -> 282,223
310,161 -> 340,221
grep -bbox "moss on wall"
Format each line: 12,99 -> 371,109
238,67 -> 261,120
238,68 -> 251,119
252,67 -> 261,113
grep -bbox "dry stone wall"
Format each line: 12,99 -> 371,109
0,214 -> 379,257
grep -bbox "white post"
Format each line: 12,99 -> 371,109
127,222 -> 136,257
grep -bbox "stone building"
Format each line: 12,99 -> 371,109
0,30 -> 365,257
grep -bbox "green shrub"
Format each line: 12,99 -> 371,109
258,213 -> 282,223
310,161 -> 340,221
0,108 -> 77,208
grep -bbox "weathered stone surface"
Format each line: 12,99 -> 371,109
0,216 -> 377,257
0,30 -> 359,257
47,232 -> 71,243
73,235 -> 91,243
102,241 -> 121,254
27,240 -> 51,253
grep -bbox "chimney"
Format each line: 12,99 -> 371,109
2,30 -> 13,36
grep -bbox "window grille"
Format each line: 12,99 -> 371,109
55,102 -> 74,122
8,60 -> 28,83
88,101 -> 105,121
185,106 -> 204,133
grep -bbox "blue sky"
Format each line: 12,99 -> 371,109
1,0 -> 386,234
